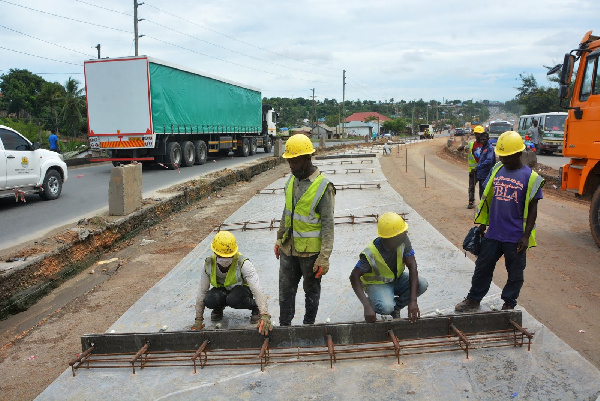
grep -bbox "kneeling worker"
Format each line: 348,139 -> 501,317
350,212 -> 428,323
193,231 -> 272,335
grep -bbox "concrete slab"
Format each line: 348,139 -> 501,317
37,150 -> 600,400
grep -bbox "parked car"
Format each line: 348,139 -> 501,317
0,125 -> 68,200
454,128 -> 465,136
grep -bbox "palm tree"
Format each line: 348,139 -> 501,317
61,77 -> 85,137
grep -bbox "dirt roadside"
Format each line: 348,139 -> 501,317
380,137 -> 600,369
0,138 -> 598,400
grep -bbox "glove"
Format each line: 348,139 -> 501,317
313,257 -> 329,278
191,318 -> 204,331
274,244 -> 280,259
257,314 -> 273,336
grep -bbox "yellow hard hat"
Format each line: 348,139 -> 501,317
377,212 -> 408,238
496,131 -> 525,156
473,125 -> 485,134
211,231 -> 238,257
282,134 -> 315,159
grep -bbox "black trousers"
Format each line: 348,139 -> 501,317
204,285 -> 256,311
279,253 -> 320,325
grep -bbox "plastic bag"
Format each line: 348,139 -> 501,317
462,226 -> 482,256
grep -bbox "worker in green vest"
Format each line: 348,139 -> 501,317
455,131 -> 544,312
349,212 -> 428,322
460,125 -> 484,209
274,134 -> 336,326
193,231 -> 272,335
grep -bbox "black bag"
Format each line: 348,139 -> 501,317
463,226 -> 482,256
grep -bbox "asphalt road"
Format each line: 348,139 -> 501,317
0,150 -> 273,251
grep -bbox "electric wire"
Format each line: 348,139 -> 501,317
0,46 -> 82,66
0,24 -> 91,57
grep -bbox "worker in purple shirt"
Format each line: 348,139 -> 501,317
455,131 -> 544,312
474,131 -> 495,199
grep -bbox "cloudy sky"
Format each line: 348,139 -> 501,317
1,0 -> 598,103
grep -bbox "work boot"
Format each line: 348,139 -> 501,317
467,202 -> 474,209
391,306 -> 402,319
501,302 -> 515,310
211,307 -> 224,321
250,306 -> 260,324
454,297 -> 480,312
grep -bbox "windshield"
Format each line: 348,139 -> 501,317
488,123 -> 512,135
543,115 -> 566,132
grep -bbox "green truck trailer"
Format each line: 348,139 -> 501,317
84,56 -> 277,168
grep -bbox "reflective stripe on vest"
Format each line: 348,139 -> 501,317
205,252 -> 248,290
360,240 -> 405,285
283,174 -> 330,252
474,162 -> 545,248
467,141 -> 477,172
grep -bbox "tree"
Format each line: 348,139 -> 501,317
0,69 -> 45,117
515,73 -> 561,114
61,77 -> 86,137
39,81 -> 65,132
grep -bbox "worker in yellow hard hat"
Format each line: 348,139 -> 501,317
462,125 -> 485,209
274,133 -> 336,326
349,212 -> 428,323
193,231 -> 273,335
456,131 -> 544,312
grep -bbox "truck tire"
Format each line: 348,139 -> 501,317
236,138 -> 250,157
165,142 -> 182,169
193,140 -> 207,165
249,138 -> 257,155
590,185 -> 600,248
39,169 -> 62,200
180,141 -> 195,167
263,136 -> 272,153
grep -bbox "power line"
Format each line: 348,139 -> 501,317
0,46 -> 82,66
0,24 -> 91,56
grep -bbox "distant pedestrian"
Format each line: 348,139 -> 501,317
527,120 -> 542,152
475,131 -> 495,199
48,131 -> 59,153
463,125 -> 484,209
455,131 -> 544,312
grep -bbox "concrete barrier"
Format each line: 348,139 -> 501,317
109,164 -> 142,216
274,139 -> 284,157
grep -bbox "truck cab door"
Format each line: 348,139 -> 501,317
0,128 -> 41,188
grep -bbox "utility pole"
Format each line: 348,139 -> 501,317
134,1 -> 144,56
311,88 -> 316,128
342,70 -> 346,138
95,44 -> 101,59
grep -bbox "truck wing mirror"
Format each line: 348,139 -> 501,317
559,54 -> 574,85
558,85 -> 570,99
32,142 -> 40,150
547,64 -> 562,75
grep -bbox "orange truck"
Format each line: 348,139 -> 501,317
551,30 -> 600,247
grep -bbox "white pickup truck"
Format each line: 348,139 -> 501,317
0,125 -> 68,201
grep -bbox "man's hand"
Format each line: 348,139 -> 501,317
313,257 -> 329,278
191,318 -> 204,331
517,235 -> 529,253
407,300 -> 420,323
477,224 -> 487,235
364,304 -> 377,323
274,244 -> 280,259
257,314 -> 273,336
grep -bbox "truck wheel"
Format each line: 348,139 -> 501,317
237,138 -> 250,157
165,142 -> 182,169
263,136 -> 272,153
193,140 -> 207,165
590,186 -> 600,248
39,169 -> 62,200
249,138 -> 257,155
180,141 -> 195,167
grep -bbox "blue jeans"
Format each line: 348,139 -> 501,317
364,272 -> 428,315
467,237 -> 526,308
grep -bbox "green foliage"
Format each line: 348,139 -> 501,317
382,118 -> 409,134
0,117 -> 42,143
514,73 -> 561,114
0,69 -> 45,117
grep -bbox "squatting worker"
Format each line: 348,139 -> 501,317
193,231 -> 272,335
274,134 -> 335,326
349,212 -> 428,323
464,125 -> 484,209
455,131 -> 544,312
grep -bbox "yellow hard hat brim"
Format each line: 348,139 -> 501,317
211,243 -> 238,257
282,149 -> 316,159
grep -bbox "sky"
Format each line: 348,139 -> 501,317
0,0 -> 599,103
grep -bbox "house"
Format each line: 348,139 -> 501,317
337,121 -> 373,138
311,123 -> 334,139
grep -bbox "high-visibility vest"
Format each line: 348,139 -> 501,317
467,141 -> 477,172
204,252 -> 248,290
475,162 -> 545,248
359,240 -> 405,285
283,174 -> 331,253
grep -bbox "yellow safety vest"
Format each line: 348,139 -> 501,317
204,252 -> 248,290
283,174 -> 331,253
467,141 -> 477,172
475,162 -> 545,249
360,240 -> 405,285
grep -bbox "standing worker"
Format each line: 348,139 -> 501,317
527,119 -> 542,153
193,231 -> 273,335
475,131 -> 495,199
48,130 -> 59,153
274,134 -> 335,326
463,126 -> 484,209
349,212 -> 428,322
455,131 -> 544,312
